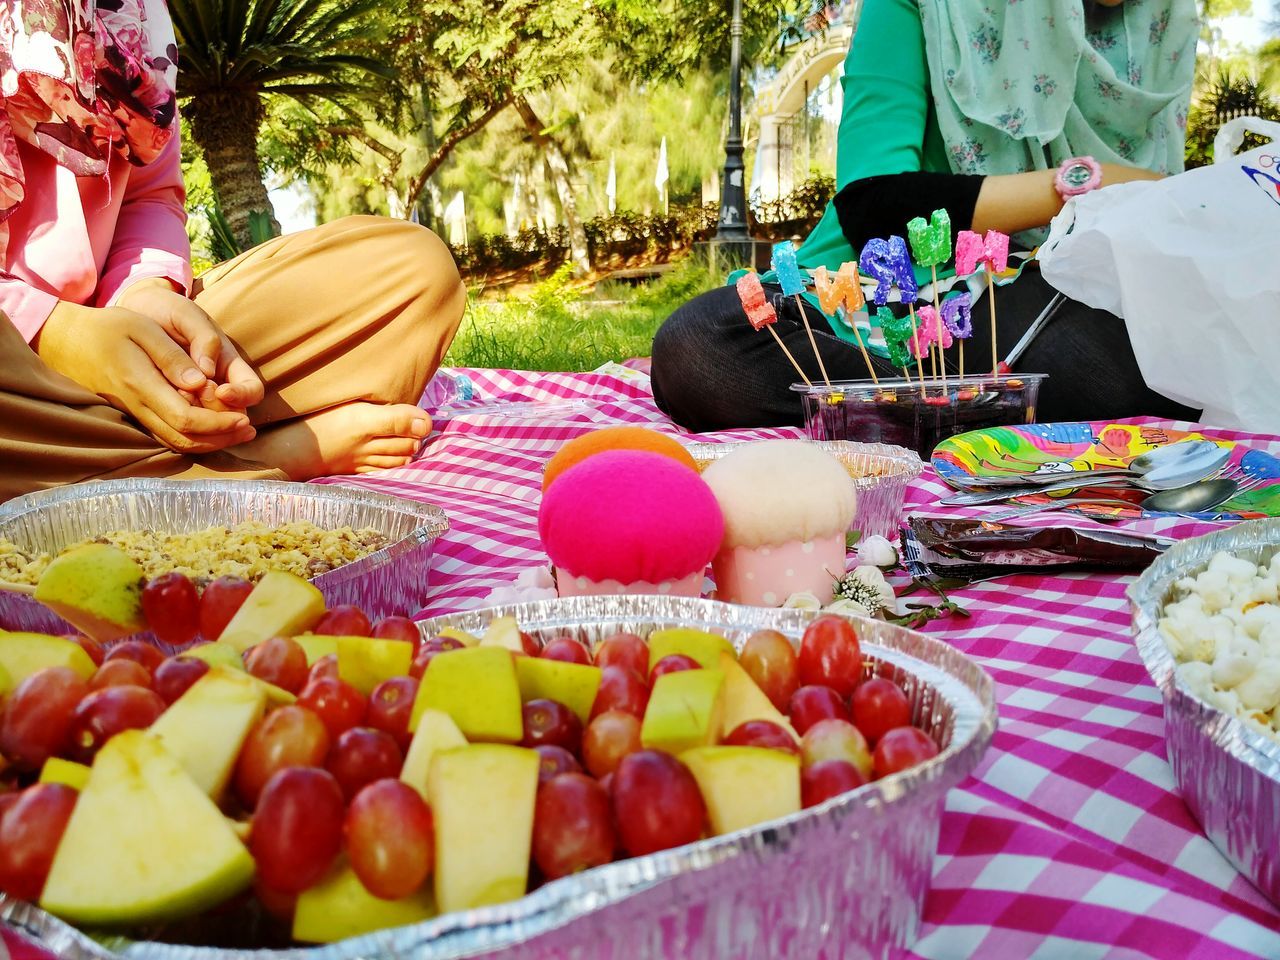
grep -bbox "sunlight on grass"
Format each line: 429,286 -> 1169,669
443,260 -> 719,371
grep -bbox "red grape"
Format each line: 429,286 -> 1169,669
309,653 -> 340,683
533,773 -> 614,880
408,638 -> 463,679
89,659 -> 152,691
0,668 -> 88,769
521,699 -> 583,754
594,633 -> 648,679
850,678 -> 912,746
68,635 -> 104,667
326,727 -> 404,801
541,637 -> 592,665
298,676 -> 367,739
0,783 -> 78,901
244,637 -> 309,694
371,616 -> 422,650
250,767 -> 344,894
198,576 -> 253,641
723,720 -> 799,755
103,640 -> 164,675
364,676 -> 419,751
801,759 -> 866,808
152,656 -> 210,705
140,571 -> 200,646
534,745 -> 583,784
253,879 -> 298,922
648,654 -> 700,685
801,719 -> 872,778
788,685 -> 850,735
67,686 -> 165,763
234,705 -> 331,809
739,629 -> 800,712
612,751 -> 705,857
518,631 -> 543,657
589,665 -> 649,720
344,779 -> 434,899
797,616 -> 863,697
872,727 -> 938,778
314,605 -> 372,637
582,710 -> 642,778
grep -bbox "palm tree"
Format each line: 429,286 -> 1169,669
171,0 -> 396,247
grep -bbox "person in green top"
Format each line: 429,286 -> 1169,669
651,0 -> 1201,432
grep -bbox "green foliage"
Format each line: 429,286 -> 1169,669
443,260 -> 719,370
748,175 -> 834,241
1185,68 -> 1280,167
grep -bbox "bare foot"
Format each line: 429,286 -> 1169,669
230,402 -> 430,480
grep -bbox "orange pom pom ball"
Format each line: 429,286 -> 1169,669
542,427 -> 697,491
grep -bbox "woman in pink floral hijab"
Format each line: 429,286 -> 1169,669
0,0 -> 465,501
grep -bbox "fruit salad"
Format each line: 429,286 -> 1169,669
0,571 -> 941,947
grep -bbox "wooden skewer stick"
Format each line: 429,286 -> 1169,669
843,309 -> 879,385
929,264 -> 945,386
767,325 -> 813,388
793,294 -> 831,387
907,304 -> 927,398
0,580 -> 37,596
987,270 -> 999,379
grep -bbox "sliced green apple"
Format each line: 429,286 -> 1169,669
293,861 -> 436,943
337,635 -> 414,695
478,615 -> 524,652
681,745 -> 801,835
294,633 -> 339,665
411,646 -> 522,742
646,628 -> 735,672
33,543 -> 146,642
514,657 -> 602,724
436,627 -> 479,647
717,652 -> 799,742
40,730 -> 254,926
0,630 -> 96,683
216,571 -> 325,653
428,744 -> 538,914
148,667 -> 267,799
38,757 -> 91,791
640,669 -> 725,754
0,661 -> 11,699
179,642 -> 245,672
400,708 -> 468,800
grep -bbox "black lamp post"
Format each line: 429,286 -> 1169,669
713,0 -> 751,264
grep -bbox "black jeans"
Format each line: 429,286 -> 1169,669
651,269 -> 1200,433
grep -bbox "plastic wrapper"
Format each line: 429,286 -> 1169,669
2,596 -> 996,960
903,516 -> 1170,583
1129,518 -> 1280,906
0,479 -> 448,637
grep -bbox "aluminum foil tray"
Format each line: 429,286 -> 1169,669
3,597 -> 994,960
686,440 -> 923,541
0,479 -> 448,637
1129,518 -> 1280,906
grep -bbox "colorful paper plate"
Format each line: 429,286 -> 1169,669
932,422 -> 1280,519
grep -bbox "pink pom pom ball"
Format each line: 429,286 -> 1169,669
539,450 -> 724,598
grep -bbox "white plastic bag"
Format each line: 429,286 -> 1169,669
1038,117 -> 1280,431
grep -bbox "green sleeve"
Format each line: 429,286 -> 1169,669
835,0 -> 935,188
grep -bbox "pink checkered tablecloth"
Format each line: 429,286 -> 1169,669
7,365 -> 1280,960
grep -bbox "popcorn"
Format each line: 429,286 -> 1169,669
1159,548 -> 1280,742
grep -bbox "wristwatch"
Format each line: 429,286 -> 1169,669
1055,155 -> 1103,200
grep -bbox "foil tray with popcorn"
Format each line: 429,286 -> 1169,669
1130,518 -> 1280,906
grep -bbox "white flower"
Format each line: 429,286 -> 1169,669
782,591 -> 824,611
483,566 -> 558,605
856,535 -> 898,568
824,598 -> 873,618
832,565 -> 896,617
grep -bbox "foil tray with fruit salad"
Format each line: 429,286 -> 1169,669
1130,518 -> 1280,907
0,479 -> 449,637
0,585 -> 995,960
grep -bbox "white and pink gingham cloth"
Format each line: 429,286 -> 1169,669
7,366 -> 1280,959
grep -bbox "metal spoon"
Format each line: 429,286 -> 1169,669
982,478 -> 1240,521
941,454 -> 1231,506
944,440 -> 1229,489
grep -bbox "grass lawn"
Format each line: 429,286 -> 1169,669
442,259 -> 718,371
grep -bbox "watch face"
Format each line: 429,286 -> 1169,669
1062,163 -> 1093,189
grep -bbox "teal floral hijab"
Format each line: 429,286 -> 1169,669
918,0 -> 1197,239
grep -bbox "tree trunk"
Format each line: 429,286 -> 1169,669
402,95 -> 513,222
186,91 -> 279,251
514,96 -> 589,277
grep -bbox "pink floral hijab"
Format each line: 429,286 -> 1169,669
0,0 -> 178,223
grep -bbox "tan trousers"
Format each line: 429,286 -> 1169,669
0,216 -> 466,502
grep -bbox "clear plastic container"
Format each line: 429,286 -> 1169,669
793,374 -> 1047,459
